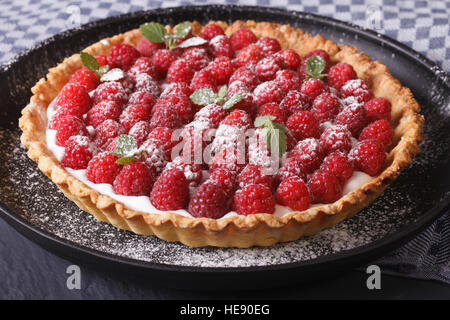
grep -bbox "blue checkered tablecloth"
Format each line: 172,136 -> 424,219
0,0 -> 449,284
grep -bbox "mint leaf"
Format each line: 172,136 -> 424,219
116,156 -> 138,165
303,55 -> 327,81
173,21 -> 191,39
190,89 -> 217,106
114,135 -> 138,158
254,115 -> 275,128
178,37 -> 208,48
100,68 -> 125,82
254,115 -> 287,157
80,52 -> 99,72
97,65 -> 110,77
216,85 -> 228,104
222,94 -> 242,110
140,22 -> 167,43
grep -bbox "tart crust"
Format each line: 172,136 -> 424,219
19,20 -> 424,247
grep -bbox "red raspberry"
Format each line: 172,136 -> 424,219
308,169 -> 342,203
93,119 -> 125,149
256,37 -> 281,56
300,78 -> 327,102
188,181 -> 229,219
364,97 -> 392,123
150,105 -> 183,130
49,108 -> 77,130
278,49 -> 301,70
209,35 -> 234,58
137,37 -> 164,57
349,139 -> 386,176
55,83 -> 91,117
86,100 -> 121,128
311,92 -> 342,123
229,65 -> 259,90
61,135 -> 95,169
274,157 -> 307,186
152,94 -> 193,124
194,103 -> 227,127
275,69 -> 301,93
69,68 -> 99,92
161,82 -> 192,98
206,56 -> 234,85
202,23 -> 225,41
151,49 -> 177,78
113,161 -> 155,196
119,103 -> 150,132
128,91 -> 156,110
226,81 -> 257,116
165,156 -> 203,186
327,62 -> 357,89
209,168 -> 237,196
257,102 -> 286,124
253,80 -> 284,106
166,58 -> 195,84
55,115 -> 88,147
232,184 -> 275,215
150,168 -> 189,210
280,90 -> 310,116
181,47 -> 211,71
276,176 -> 310,211
335,103 -> 367,137
116,74 -> 136,96
128,121 -> 152,146
230,28 -> 257,51
134,74 -> 160,98
321,152 -> 354,185
359,119 -> 394,151
340,79 -> 373,104
255,55 -> 284,82
140,140 -> 169,174
86,152 -> 121,184
191,68 -> 217,92
289,138 -> 324,173
209,147 -> 245,174
286,111 -> 320,141
128,56 -> 157,80
237,164 -> 273,190
107,44 -> 140,71
221,109 -> 251,128
233,44 -> 263,67
92,81 -> 127,106
95,55 -> 108,67
147,127 -> 179,156
319,125 -> 352,154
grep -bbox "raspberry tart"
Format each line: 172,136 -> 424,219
19,20 -> 424,247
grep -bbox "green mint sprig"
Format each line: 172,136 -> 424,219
254,115 -> 287,158
302,55 -> 327,81
139,21 -> 207,50
112,135 -> 140,165
189,85 -> 242,110
80,52 -> 125,82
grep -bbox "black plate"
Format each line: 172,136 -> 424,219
0,5 -> 449,290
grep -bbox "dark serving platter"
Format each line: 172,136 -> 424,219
0,5 -> 449,290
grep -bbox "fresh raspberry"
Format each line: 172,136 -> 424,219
335,103 -> 367,137
209,35 -> 234,58
137,37 -> 165,57
275,69 -> 301,93
209,168 -> 237,196
232,184 -> 275,215
61,135 -> 95,169
161,82 -> 192,98
349,139 -> 386,176
364,97 -> 392,123
93,119 -> 125,148
150,168 -> 189,210
286,111 -> 320,141
206,56 -> 234,85
319,125 -> 352,154
188,181 -> 229,218
86,100 -> 121,128
151,49 -> 177,78
194,103 -> 227,127
95,55 -> 108,67
102,138 -> 117,153
253,80 -> 284,106
147,127 -> 179,156
311,92 -> 342,123
116,74 -> 136,96
113,161 -> 155,196
276,176 -> 310,211
140,140 -> 169,174
55,115 -> 88,147
166,58 -> 195,84
233,44 -> 263,67
132,74 -> 159,98
257,102 -> 286,124
289,138 -> 324,173
221,109 -> 251,128
165,156 -> 203,186
107,44 -> 140,71
190,68 -> 217,92
119,103 -> 150,132
86,152 -> 121,184
181,47 -> 211,71
327,62 -> 357,90
69,68 -> 99,92
128,91 -> 156,110
274,157 -> 307,186
226,81 -> 257,116
308,169 -> 342,203
230,28 -> 258,51
152,93 -> 193,124
180,120 -> 210,164
278,49 -> 301,70
92,81 -> 127,106
359,119 -> 394,151
256,37 -> 281,56
128,121 -> 152,146
280,90 -> 310,116
237,164 -> 273,190
300,78 -> 327,102
340,79 -> 373,104
228,65 -> 259,90
128,56 -> 157,80
209,147 -> 245,174
255,55 -> 284,82
150,105 -> 183,129
55,83 -> 91,117
321,152 -> 354,185
202,23 -> 225,41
